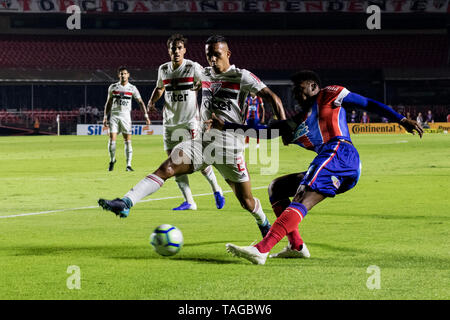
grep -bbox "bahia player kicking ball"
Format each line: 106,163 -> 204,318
208,70 -> 423,265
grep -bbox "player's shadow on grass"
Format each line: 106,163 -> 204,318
10,240 -> 238,264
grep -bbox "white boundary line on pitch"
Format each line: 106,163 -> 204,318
0,186 -> 268,219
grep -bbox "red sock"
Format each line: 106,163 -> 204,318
271,200 -> 304,250
271,199 -> 290,217
256,203 -> 307,253
245,136 -> 249,144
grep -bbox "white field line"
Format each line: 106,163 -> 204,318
0,186 -> 268,219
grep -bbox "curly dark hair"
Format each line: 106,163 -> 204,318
290,70 -> 322,88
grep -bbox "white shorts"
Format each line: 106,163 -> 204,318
109,114 -> 132,135
163,122 -> 199,151
172,129 -> 249,183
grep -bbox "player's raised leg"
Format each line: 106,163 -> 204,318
98,149 -> 194,218
201,166 -> 225,209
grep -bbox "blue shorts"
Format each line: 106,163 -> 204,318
246,117 -> 260,126
301,140 -> 361,197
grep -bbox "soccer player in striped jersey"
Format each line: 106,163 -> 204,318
147,34 -> 225,211
98,35 -> 286,238
244,92 -> 265,148
219,70 -> 423,264
103,66 -> 150,172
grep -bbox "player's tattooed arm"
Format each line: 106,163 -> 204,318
257,87 -> 286,121
148,87 -> 164,112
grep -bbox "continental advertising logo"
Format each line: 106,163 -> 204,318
429,123 -> 450,132
349,123 -> 406,134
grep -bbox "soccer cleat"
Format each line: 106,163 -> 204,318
108,160 -> 116,171
214,191 -> 225,209
172,201 -> 197,211
226,243 -> 268,265
126,166 -> 134,172
98,198 -> 130,218
258,218 -> 272,238
269,243 -> 311,259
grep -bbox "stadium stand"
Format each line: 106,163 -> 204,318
0,34 -> 448,70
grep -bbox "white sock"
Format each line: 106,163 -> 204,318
175,174 -> 195,204
108,140 -> 116,162
251,198 -> 267,226
124,173 -> 164,206
125,140 -> 133,167
201,166 -> 222,193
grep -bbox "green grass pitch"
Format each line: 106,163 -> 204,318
0,133 -> 449,300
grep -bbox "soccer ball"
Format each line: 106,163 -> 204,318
149,224 -> 183,256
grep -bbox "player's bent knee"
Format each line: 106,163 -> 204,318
154,159 -> 177,180
268,177 -> 284,201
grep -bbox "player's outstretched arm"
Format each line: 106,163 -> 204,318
342,93 -> 423,138
257,87 -> 286,121
205,113 -> 293,142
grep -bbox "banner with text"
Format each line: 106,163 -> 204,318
77,124 -> 163,135
1,0 -> 449,14
348,123 -> 407,134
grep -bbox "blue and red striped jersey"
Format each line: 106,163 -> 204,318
291,85 -> 351,153
245,96 -> 263,120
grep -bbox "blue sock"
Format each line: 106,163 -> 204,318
121,197 -> 133,209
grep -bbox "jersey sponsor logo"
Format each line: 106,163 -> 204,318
331,176 -> 341,189
292,122 -> 309,141
202,81 -> 238,111
169,93 -> 189,102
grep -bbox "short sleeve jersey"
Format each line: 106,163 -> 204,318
157,59 -> 203,127
200,65 -> 266,125
291,85 -> 351,153
108,82 -> 141,115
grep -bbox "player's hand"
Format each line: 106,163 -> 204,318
102,118 -> 108,128
146,118 -> 151,125
147,102 -> 157,113
205,113 -> 224,131
400,118 -> 423,138
191,81 -> 202,91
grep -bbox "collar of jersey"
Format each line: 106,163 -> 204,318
169,59 -> 187,72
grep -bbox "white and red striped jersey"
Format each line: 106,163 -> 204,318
200,65 -> 267,125
157,59 -> 203,127
107,82 -> 142,115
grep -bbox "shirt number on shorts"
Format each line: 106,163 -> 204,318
236,156 -> 246,172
